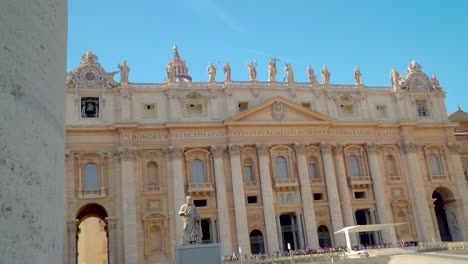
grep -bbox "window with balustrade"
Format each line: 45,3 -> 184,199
75,152 -> 107,198
306,146 -> 323,184
348,155 -> 362,177
424,146 -> 448,181
243,157 -> 256,185
145,161 -> 160,192
271,146 -> 297,190
84,163 -> 100,190
275,156 -> 289,179
429,154 -> 443,176
191,159 -> 206,183
184,149 -> 213,195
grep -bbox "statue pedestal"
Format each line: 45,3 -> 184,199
176,243 -> 222,264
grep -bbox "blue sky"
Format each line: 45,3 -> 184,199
68,0 -> 468,113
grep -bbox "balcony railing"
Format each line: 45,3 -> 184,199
310,178 -> 323,184
274,177 -> 299,190
245,180 -> 258,187
347,176 -> 372,188
78,188 -> 107,198
145,185 -> 163,192
188,182 -> 214,195
388,175 -> 402,182
431,175 -> 449,182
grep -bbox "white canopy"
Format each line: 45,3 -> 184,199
334,223 -> 407,251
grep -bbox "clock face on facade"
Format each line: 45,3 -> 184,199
80,68 -> 100,84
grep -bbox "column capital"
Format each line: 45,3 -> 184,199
256,144 -> 270,156
119,87 -> 132,98
228,144 -> 242,155
320,143 -> 333,154
365,143 -> 381,153
399,142 -> 420,153
293,143 -> 306,155
447,143 -> 460,154
165,146 -> 184,160
114,146 -> 139,160
211,145 -> 227,159
333,144 -> 345,154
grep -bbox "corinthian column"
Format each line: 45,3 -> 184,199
257,144 -> 280,252
211,145 -> 233,255
447,143 -> 468,240
228,144 -> 251,255
320,143 -> 345,246
116,146 -> 139,264
366,144 -> 397,245
293,143 -> 319,248
333,144 -> 357,246
166,146 -> 186,246
400,143 -> 435,241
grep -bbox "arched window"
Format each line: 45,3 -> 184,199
191,159 -> 205,183
386,155 -> 398,176
249,230 -> 265,254
275,156 -> 289,179
348,155 -> 361,177
243,158 -> 255,183
317,225 -> 332,248
429,154 -> 443,176
149,226 -> 162,253
309,163 -> 318,179
84,163 -> 100,190
146,162 -> 159,186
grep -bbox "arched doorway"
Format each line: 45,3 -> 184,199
250,230 -> 265,254
432,187 -> 459,241
76,203 -> 109,264
317,226 -> 332,248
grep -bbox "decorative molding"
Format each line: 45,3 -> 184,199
228,144 -> 242,155
399,143 -> 420,153
333,144 -> 344,154
293,143 -> 306,155
210,145 -> 226,158
115,146 -> 139,159
120,88 -> 132,98
166,146 -> 184,160
256,144 -> 270,156
320,143 -> 333,154
365,143 -> 380,153
66,51 -> 118,89
271,100 -> 285,121
447,143 -> 460,154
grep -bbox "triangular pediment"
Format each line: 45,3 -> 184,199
225,96 -> 333,124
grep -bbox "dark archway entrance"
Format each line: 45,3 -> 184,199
250,230 -> 265,254
76,203 -> 109,264
355,209 -> 376,246
433,187 -> 457,241
317,225 -> 332,248
279,214 -> 300,250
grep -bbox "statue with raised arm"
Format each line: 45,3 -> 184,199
284,63 -> 295,83
118,60 -> 130,83
307,65 -> 318,85
179,196 -> 202,245
247,61 -> 257,81
321,65 -> 330,84
207,62 -> 216,82
354,67 -> 363,86
268,58 -> 277,82
223,61 -> 231,81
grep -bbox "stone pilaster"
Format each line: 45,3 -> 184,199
119,88 -> 132,121
211,145 -> 233,255
115,146 -> 139,264
67,221 -> 78,264
228,144 -> 251,254
293,143 -> 319,248
257,144 -> 280,252
332,144 -> 357,246
106,217 -> 117,264
365,144 -> 397,245
166,146 -> 185,246
295,211 -> 305,249
399,143 -> 435,241
320,143 -> 346,246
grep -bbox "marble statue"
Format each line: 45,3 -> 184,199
179,196 -> 202,245
407,60 -> 422,75
321,65 -> 330,84
207,62 -> 216,82
247,61 -> 257,81
166,64 -> 174,82
390,67 -> 401,88
307,65 -> 318,85
268,58 -> 277,82
223,61 -> 231,81
430,73 -> 442,90
354,67 -> 363,86
118,60 -> 130,83
284,63 -> 294,83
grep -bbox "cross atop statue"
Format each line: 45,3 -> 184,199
271,56 -> 280,66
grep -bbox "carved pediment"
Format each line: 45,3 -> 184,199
225,96 -> 332,123
67,51 -> 118,89
142,212 -> 167,221
391,199 -> 410,207
400,61 -> 442,92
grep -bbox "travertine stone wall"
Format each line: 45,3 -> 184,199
0,0 -> 67,263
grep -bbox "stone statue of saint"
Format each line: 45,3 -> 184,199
268,58 -> 277,82
321,65 -> 330,84
118,60 -> 130,83
223,61 -> 231,81
430,73 -> 441,91
390,67 -> 401,88
207,62 -> 216,82
247,61 -> 257,81
284,63 -> 294,83
307,65 -> 318,85
354,67 -> 363,86
178,196 -> 202,245
407,60 -> 422,75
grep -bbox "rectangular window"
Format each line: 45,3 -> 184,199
313,193 -> 323,200
238,102 -> 249,112
81,97 -> 99,118
247,196 -> 258,204
142,104 -> 157,118
340,104 -> 354,115
244,165 -> 254,182
309,163 -> 318,179
416,100 -> 429,117
376,105 -> 387,118
301,102 -> 311,108
354,191 -> 366,199
194,199 -> 207,207
184,103 -> 204,116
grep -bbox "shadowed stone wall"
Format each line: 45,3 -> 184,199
0,0 -> 67,263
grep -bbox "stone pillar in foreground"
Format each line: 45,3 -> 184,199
0,1 -> 67,263
168,146 -> 186,246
